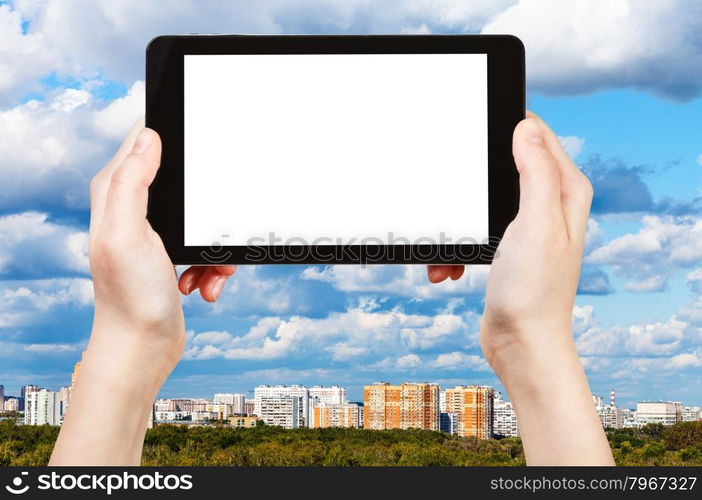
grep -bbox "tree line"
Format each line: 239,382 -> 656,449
0,419 -> 700,466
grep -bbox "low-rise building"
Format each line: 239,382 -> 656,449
682,406 -> 701,422
229,415 -> 263,428
636,401 -> 683,426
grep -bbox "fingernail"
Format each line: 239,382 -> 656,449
212,275 -> 226,301
522,119 -> 544,145
132,129 -> 153,154
185,277 -> 197,295
428,267 -> 437,281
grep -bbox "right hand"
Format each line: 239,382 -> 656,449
428,112 -> 593,375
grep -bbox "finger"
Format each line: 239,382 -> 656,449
102,128 -> 162,235
428,265 -> 452,283
178,266 -> 207,295
512,118 -> 565,228
198,266 -> 231,302
449,265 -> 465,281
214,265 -> 237,276
527,112 -> 593,246
89,118 -> 145,243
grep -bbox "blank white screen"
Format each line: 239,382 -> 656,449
184,54 -> 488,246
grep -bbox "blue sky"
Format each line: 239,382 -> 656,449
1,0 -> 701,409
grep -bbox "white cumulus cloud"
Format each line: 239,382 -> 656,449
301,264 -> 489,298
183,301 -> 471,362
0,212 -> 89,277
0,82 -> 144,211
483,0 -> 702,100
586,216 -> 702,292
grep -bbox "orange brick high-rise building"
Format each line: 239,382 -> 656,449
444,385 -> 494,439
363,382 -> 439,431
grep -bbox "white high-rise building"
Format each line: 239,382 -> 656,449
254,385 -> 310,425
493,391 -> 519,437
259,396 -> 301,429
213,393 -> 246,414
24,389 -> 61,426
309,386 -> 346,405
439,390 -> 446,413
636,402 -> 683,426
682,406 -> 701,422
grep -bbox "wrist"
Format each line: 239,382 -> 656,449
493,338 -> 582,397
91,303 -> 185,369
84,320 -> 184,399
481,319 -> 579,389
54,332 -> 170,466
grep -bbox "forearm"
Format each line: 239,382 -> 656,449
50,327 -> 176,466
494,333 -> 614,466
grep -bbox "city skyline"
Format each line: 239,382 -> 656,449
1,1 -> 701,409
4,379 -> 701,437
2,376 -> 702,410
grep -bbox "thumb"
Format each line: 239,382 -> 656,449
103,128 -> 162,233
512,118 -> 563,224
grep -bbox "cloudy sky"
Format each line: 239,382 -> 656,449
1,0 -> 701,408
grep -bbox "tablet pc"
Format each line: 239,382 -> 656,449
146,35 -> 524,265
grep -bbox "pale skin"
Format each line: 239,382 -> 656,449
50,113 -> 614,466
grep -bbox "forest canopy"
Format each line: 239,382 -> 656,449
1,420 -> 701,466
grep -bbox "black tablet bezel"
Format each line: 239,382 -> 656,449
146,34 -> 524,265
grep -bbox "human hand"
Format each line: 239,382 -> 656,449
428,113 -> 613,466
87,119 -> 235,371
428,112 -> 592,374
51,121 -> 237,465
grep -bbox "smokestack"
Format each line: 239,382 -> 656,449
610,389 -> 615,407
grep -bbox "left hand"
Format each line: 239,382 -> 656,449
88,119 -> 235,366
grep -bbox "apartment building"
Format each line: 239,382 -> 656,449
214,393 -> 246,415
254,385 -> 309,425
229,415 -> 263,428
309,385 -> 346,405
636,401 -> 683,426
682,406 -> 701,422
259,396 -> 301,429
3,398 -> 19,412
440,412 -> 458,435
311,402 -> 363,428
444,385 -> 494,439
493,391 -> 519,437
363,382 -> 439,431
24,389 -> 60,426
